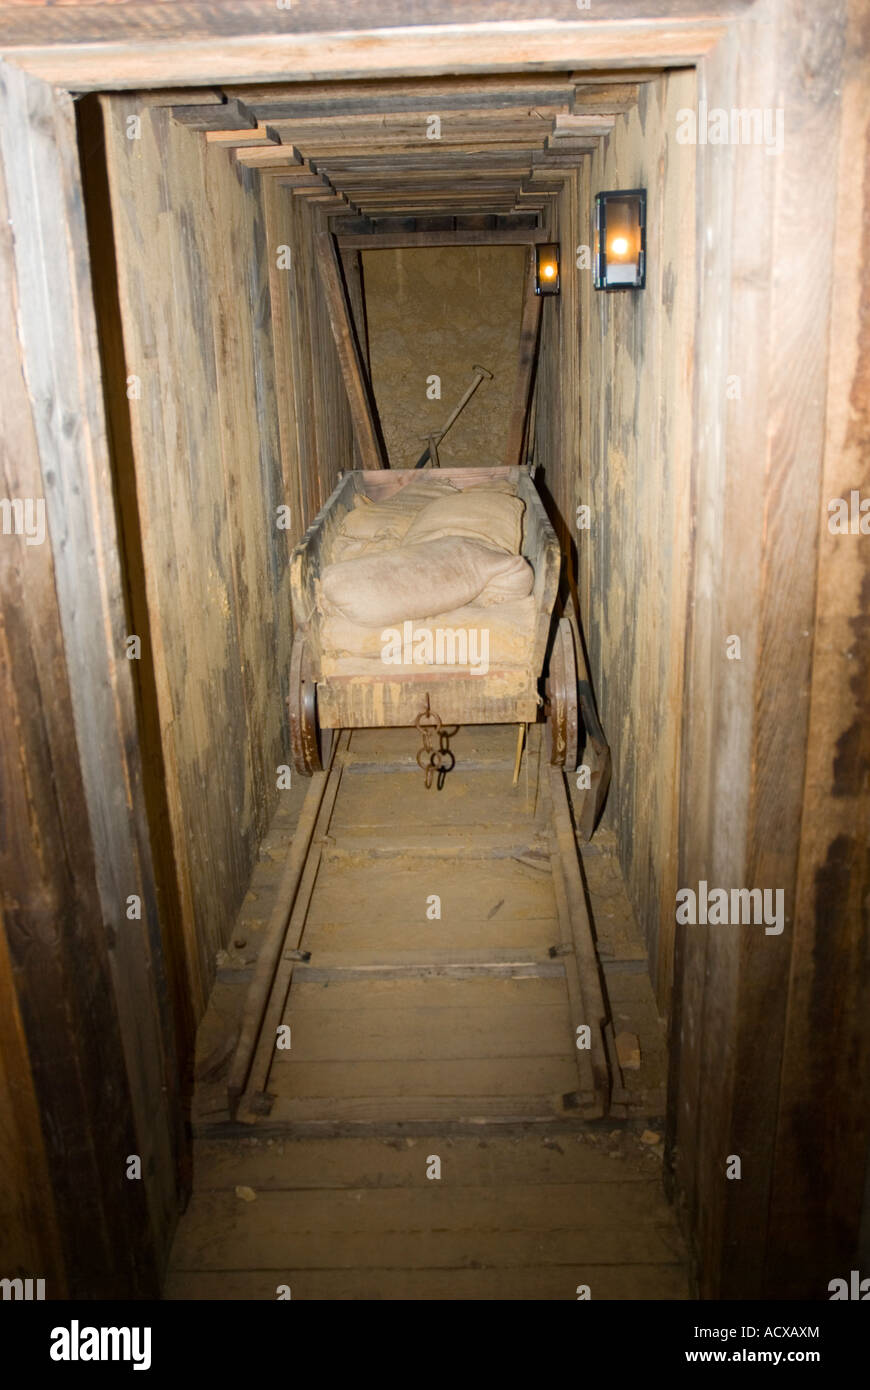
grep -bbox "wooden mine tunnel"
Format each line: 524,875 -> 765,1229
0,1 -> 868,1307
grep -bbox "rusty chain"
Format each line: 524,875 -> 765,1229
414,696 -> 458,790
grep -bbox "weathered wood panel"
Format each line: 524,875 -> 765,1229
504,245 -> 542,467
100,97 -> 294,1015
0,62 -> 179,1293
264,178 -> 355,529
0,4 -> 730,91
78,94 -> 197,1081
667,0 -> 857,1300
765,0 -> 870,1294
574,72 -> 695,1002
531,172 -> 580,574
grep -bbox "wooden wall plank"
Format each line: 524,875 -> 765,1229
316,229 -> 387,470
99,98 -> 293,1015
0,906 -> 65,1290
77,92 -> 197,1096
263,176 -> 306,548
764,0 -> 869,1295
206,151 -> 289,853
0,60 -> 180,1293
504,246 -> 542,467
265,189 -> 355,525
308,212 -> 356,507
667,0 -> 855,1299
574,72 -> 694,1002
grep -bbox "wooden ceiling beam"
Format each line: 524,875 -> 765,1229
551,113 -> 616,137
354,189 -> 522,201
232,73 -> 579,119
291,140 -> 549,160
137,88 -> 225,108
205,126 -> 278,149
523,171 -> 572,188
265,140 -> 551,160
543,136 -> 601,153
571,83 -> 639,112
531,150 -> 594,167
234,145 -> 306,167
313,151 -> 539,172
568,68 -> 663,84
355,198 -> 519,211
331,171 -> 531,185
337,228 -> 548,249
259,103 -> 566,132
169,98 -> 252,131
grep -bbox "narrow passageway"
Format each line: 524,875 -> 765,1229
5,4 -> 862,1313
86,65 -> 690,1300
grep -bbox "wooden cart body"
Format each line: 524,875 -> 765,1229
289,466 -> 561,730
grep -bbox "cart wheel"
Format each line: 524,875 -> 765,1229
289,633 -> 332,776
546,618 -> 580,770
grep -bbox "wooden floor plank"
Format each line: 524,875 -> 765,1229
168,1230 -> 686,1276
330,765 -> 542,833
170,1187 -> 682,1271
296,959 -> 566,980
306,856 -> 556,926
323,833 -> 549,858
164,1262 -> 690,1301
169,1227 -> 686,1276
267,1057 -> 580,1098
285,974 -> 567,1012
348,725 -> 521,760
295,945 -> 559,969
173,1181 -> 677,1232
190,1134 -> 666,1190
272,1004 -> 574,1062
304,917 -> 557,958
261,1095 -> 581,1126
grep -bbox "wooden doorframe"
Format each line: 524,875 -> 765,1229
0,0 -> 866,1298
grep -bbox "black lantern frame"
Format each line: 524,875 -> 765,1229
594,189 -> 646,291
534,242 -> 560,295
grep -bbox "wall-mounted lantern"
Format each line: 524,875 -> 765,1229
534,243 -> 560,295
594,189 -> 646,290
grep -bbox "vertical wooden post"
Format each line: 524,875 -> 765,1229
0,59 -> 181,1294
504,244 -> 543,467
668,0 -> 857,1298
316,229 -> 388,468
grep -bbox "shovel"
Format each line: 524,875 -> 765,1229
413,364 -> 493,468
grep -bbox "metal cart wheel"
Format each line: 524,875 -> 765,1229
545,617 -> 580,770
289,632 -> 333,776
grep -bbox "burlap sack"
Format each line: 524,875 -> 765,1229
320,536 -> 531,627
403,490 -> 524,554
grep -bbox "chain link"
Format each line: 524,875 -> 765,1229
414,697 -> 458,790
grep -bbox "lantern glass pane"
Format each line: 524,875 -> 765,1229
594,190 -> 646,290
535,243 -> 560,294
